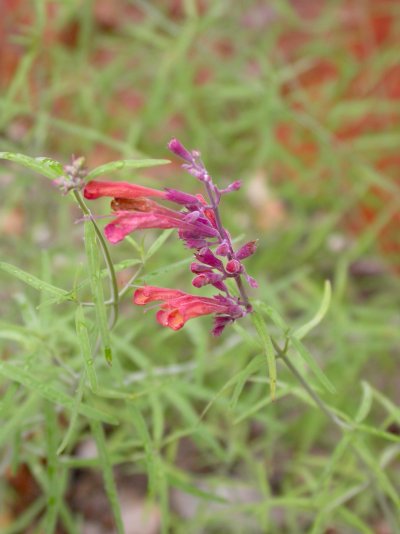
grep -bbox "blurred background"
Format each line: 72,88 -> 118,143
0,1 -> 399,533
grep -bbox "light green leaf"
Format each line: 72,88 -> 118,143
84,221 -> 112,363
354,381 -> 373,423
252,311 -> 277,400
90,421 -> 124,534
0,152 -> 63,179
86,158 -> 170,180
145,229 -> 174,261
0,361 -> 117,425
0,261 -> 74,301
230,354 -> 268,409
290,336 -> 336,394
75,306 -> 98,391
293,280 -> 331,340
255,302 -> 288,330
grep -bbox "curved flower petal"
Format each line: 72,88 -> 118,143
84,180 -> 166,200
134,286 -> 185,305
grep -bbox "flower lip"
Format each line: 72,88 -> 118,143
133,285 -> 246,333
111,197 -> 154,212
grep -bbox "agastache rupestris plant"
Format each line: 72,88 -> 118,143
83,139 -> 258,336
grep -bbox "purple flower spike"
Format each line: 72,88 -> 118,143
168,138 -> 193,162
85,138 -> 259,336
236,240 -> 258,261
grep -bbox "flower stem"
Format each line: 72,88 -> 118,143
73,191 -> 119,328
204,182 -> 251,310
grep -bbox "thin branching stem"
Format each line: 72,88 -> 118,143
73,190 -> 119,328
274,338 -> 399,530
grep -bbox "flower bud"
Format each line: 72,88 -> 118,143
168,138 -> 193,162
220,180 -> 242,194
236,240 -> 258,261
225,259 -> 243,274
190,263 -> 212,274
216,241 -> 230,256
195,247 -> 224,270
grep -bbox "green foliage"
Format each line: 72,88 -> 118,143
1,1 -> 399,533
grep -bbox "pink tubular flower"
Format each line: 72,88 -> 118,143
84,180 -> 166,200
105,199 -> 218,244
83,180 -> 219,246
133,286 -> 245,334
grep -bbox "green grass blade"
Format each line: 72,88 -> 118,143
86,158 -> 170,180
0,361 -> 117,425
251,311 -> 277,400
75,306 -> 98,391
43,401 -> 66,534
144,229 -> 174,261
354,381 -> 373,423
290,336 -> 336,394
0,261 -> 73,301
293,280 -> 332,340
90,420 -> 124,534
0,152 -> 63,179
84,221 -> 112,363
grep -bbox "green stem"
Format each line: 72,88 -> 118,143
280,352 -> 349,429
276,341 -> 399,530
73,191 -> 119,328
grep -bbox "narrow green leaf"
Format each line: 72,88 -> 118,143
0,497 -> 46,534
84,221 -> 112,363
355,440 -> 400,509
167,469 -> 228,504
252,311 -> 277,400
0,152 -> 63,179
353,424 -> 400,443
230,354 -> 268,409
370,385 -> 400,424
43,402 -> 65,534
164,388 -> 225,459
234,387 -> 291,424
75,306 -> 98,391
86,158 -> 170,180
290,336 -> 336,394
255,302 -> 288,330
354,381 -> 373,423
293,280 -> 331,340
56,374 -> 86,456
90,421 -> 124,534
76,258 -> 142,292
130,405 -> 158,497
338,507 -> 374,534
145,229 -> 174,261
0,261 -> 73,301
0,362 -> 117,425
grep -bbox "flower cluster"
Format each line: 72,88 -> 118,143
83,139 -> 258,335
